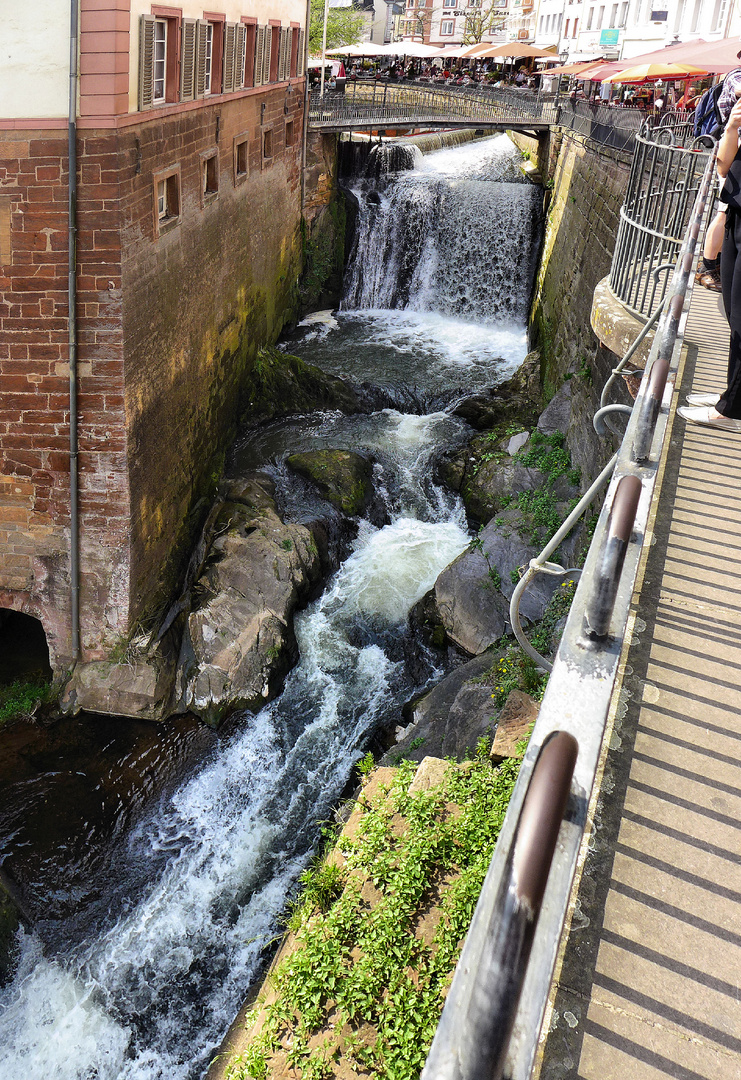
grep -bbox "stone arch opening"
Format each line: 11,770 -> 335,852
0,609 -> 52,686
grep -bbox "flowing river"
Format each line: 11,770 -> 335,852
0,134 -> 541,1080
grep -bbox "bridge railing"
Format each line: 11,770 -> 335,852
308,81 -> 693,158
309,81 -> 559,130
421,137 -> 717,1080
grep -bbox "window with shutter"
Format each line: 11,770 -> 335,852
181,19 -> 197,101
254,26 -> 266,87
139,15 -> 156,110
262,27 -> 273,86
195,19 -> 210,97
222,23 -> 237,93
236,23 -> 246,88
243,22 -> 256,86
296,29 -> 305,77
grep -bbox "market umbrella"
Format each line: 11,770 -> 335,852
458,41 -> 557,59
601,62 -> 709,84
325,43 -> 394,56
599,37 -> 741,73
539,58 -> 604,76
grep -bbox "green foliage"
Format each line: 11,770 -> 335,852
409,736 -> 425,751
489,647 -> 547,709
529,578 -> 578,658
0,679 -> 53,725
308,0 -> 365,53
281,537 -> 294,551
228,755 -> 521,1080
358,751 -> 375,777
514,430 -> 580,486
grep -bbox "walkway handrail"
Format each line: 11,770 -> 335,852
422,138 -> 718,1080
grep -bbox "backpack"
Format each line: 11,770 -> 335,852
693,84 -> 724,138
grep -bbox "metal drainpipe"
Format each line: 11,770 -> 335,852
300,0 -> 312,212
68,0 -> 80,660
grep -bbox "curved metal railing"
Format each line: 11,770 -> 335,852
422,136 -> 717,1080
609,124 -> 714,318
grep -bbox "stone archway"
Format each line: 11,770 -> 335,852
0,609 -> 52,685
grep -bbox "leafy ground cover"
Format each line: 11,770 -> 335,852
225,747 -> 520,1080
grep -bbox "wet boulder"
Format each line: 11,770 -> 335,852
0,874 -> 21,987
382,651 -> 500,764
61,650 -> 177,721
537,379 -> 572,435
174,494 -> 323,727
242,346 -> 359,424
286,449 -> 374,517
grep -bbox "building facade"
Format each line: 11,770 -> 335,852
534,0 -> 740,64
0,1 -> 306,674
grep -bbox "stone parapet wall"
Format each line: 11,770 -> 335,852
528,128 -> 633,483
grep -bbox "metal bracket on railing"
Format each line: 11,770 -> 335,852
422,731 -> 578,1080
580,473 -> 642,644
592,402 -> 634,436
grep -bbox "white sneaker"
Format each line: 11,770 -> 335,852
686,392 -> 720,407
677,405 -> 741,431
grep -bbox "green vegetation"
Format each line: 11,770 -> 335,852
227,749 -> 521,1080
513,430 -> 580,487
308,0 -> 364,57
0,678 -> 53,726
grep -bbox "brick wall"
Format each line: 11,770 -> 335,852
0,129 -> 131,669
0,84 -> 305,670
120,85 -> 304,626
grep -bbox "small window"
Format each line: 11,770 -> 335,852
587,5 -> 594,27
153,166 -> 180,235
285,120 -> 295,147
234,130 -> 250,184
441,18 -> 455,31
263,127 -> 273,163
201,150 -> 219,203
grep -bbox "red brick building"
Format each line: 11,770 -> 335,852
0,1 -> 307,675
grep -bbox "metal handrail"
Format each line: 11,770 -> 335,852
422,731 -> 578,1080
422,135 -> 717,1080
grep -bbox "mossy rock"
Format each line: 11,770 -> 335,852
286,449 -> 373,516
242,346 -> 359,424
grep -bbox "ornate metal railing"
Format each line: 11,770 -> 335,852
609,123 -> 714,318
309,81 -> 558,131
309,81 -> 693,159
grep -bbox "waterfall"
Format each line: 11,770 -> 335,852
343,134 -> 541,319
0,134 -> 543,1080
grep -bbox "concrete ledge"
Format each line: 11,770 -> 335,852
590,276 -> 654,368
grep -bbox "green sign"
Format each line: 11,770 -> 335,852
599,28 -> 620,44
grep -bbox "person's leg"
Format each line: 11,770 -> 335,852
696,208 -> 726,290
716,210 -> 741,418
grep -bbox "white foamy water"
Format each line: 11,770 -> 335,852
0,421 -> 468,1080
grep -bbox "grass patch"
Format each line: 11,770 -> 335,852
227,749 -> 521,1080
0,678 -> 53,726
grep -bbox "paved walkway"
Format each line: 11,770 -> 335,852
537,286 -> 741,1080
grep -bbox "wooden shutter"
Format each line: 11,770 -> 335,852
236,23 -> 246,88
254,26 -> 266,87
139,15 -> 156,110
180,19 -> 197,101
262,26 -> 272,86
296,29 -> 305,77
222,23 -> 237,93
278,27 -> 290,82
195,19 -> 210,97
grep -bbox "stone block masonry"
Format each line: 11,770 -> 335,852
0,85 -> 305,672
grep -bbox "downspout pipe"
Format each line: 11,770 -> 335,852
68,0 -> 80,660
301,0 -> 311,211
